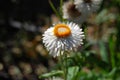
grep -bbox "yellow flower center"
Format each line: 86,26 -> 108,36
53,24 -> 71,38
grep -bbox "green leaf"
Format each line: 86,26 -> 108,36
108,67 -> 117,77
99,41 -> 109,63
39,70 -> 63,79
109,34 -> 116,68
67,66 -> 79,80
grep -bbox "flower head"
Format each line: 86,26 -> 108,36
42,22 -> 84,57
62,1 -> 88,24
74,0 -> 102,14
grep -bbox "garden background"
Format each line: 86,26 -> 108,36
0,0 -> 120,80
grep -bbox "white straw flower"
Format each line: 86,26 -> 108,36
62,1 -> 88,24
42,22 -> 84,57
74,0 -> 102,14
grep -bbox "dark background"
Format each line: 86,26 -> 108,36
0,0 -> 59,80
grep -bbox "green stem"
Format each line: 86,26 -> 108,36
60,0 -> 63,21
64,52 -> 68,80
59,52 -> 66,79
49,0 -> 62,21
59,51 -> 68,80
109,34 -> 116,68
111,51 -> 115,68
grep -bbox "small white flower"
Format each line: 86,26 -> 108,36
62,1 -> 88,24
74,0 -> 102,14
42,22 -> 84,57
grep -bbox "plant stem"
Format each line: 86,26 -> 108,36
59,51 -> 66,80
63,52 -> 68,80
49,0 -> 62,21
59,51 -> 68,80
109,34 -> 116,68
60,0 -> 64,21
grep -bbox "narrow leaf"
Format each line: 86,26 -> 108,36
39,70 -> 63,79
